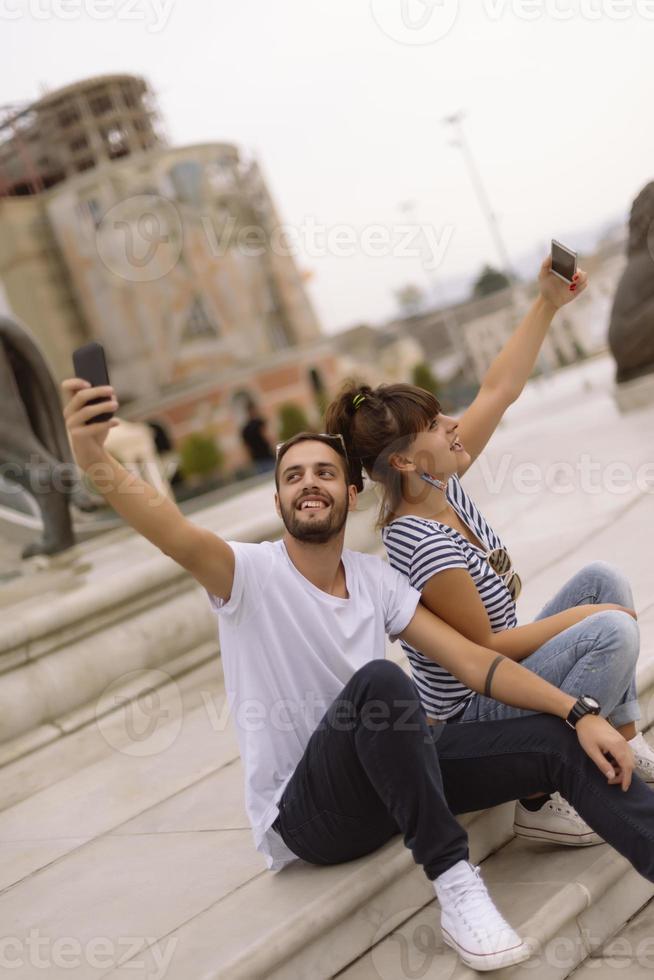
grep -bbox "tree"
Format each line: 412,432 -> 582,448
412,362 -> 440,398
472,265 -> 510,300
178,432 -> 224,481
395,283 -> 425,317
278,403 -> 311,442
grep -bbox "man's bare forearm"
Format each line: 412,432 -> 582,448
83,449 -> 191,561
401,604 -> 575,719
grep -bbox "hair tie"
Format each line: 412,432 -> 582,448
352,393 -> 366,411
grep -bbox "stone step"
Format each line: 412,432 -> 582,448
570,896 -> 654,978
0,655 -> 224,814
0,667 -> 234,895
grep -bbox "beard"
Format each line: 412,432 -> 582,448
280,489 -> 349,544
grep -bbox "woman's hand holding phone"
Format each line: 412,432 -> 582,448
538,253 -> 588,310
61,378 -> 120,471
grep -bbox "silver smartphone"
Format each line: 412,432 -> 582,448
551,239 -> 577,283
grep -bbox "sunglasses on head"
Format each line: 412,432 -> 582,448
275,432 -> 349,461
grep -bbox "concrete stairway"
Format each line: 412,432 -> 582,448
0,636 -> 652,980
3,356 -> 654,978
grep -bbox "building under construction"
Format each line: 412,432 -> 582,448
0,74 -> 338,469
0,75 -> 162,195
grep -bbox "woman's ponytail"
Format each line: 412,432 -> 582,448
324,380 -> 373,491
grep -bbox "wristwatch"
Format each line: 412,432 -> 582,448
566,695 -> 601,729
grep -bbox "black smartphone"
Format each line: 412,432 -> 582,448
72,341 -> 114,426
551,239 -> 577,283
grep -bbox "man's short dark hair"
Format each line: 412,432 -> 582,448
274,432 -> 350,489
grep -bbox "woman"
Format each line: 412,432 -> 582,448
326,255 -> 654,844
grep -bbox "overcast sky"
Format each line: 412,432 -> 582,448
4,0 -> 653,332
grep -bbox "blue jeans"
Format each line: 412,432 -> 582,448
459,561 -> 641,728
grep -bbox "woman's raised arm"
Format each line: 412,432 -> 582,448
455,255 -> 588,475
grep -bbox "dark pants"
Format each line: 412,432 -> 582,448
272,661 -> 654,882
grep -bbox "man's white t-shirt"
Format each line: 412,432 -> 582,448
206,538 -> 420,872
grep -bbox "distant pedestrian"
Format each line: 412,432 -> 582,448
241,402 -> 275,474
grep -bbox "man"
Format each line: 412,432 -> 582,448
240,401 -> 275,475
61,377 -> 654,973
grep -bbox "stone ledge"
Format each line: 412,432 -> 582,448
339,850 -> 654,980
614,372 -> 654,413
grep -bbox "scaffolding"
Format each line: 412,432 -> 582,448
0,74 -> 164,198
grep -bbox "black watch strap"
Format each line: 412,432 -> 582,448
566,696 -> 601,729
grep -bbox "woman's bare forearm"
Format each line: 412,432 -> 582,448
483,294 -> 556,401
489,604 -> 636,661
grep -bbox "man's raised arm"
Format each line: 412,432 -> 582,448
61,378 -> 235,600
400,603 -> 634,788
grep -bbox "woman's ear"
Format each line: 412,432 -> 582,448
388,452 -> 415,474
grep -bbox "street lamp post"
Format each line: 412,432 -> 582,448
397,199 -> 471,379
443,110 -> 515,284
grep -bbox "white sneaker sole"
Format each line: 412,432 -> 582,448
442,928 -> 531,972
513,821 -> 603,846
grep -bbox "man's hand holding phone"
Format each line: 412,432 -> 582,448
61,378 -> 120,472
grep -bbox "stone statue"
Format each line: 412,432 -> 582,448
0,315 -> 98,559
608,182 -> 654,384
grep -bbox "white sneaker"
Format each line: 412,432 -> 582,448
434,860 -> 530,972
629,732 -> 654,785
513,792 -> 603,846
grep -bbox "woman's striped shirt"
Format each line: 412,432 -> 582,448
381,474 -> 518,720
